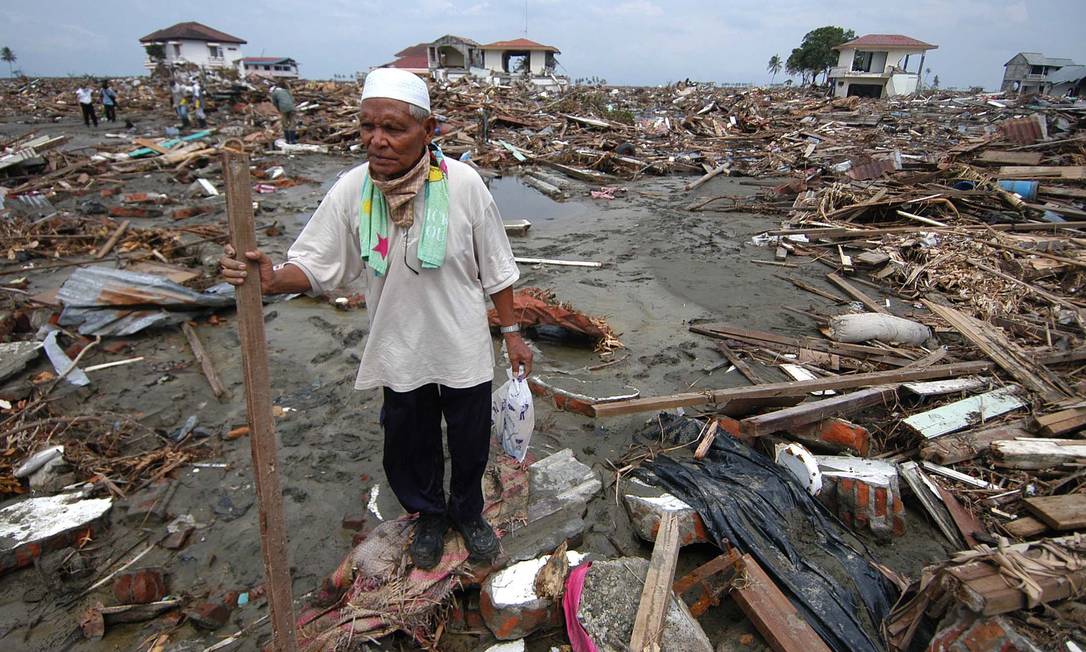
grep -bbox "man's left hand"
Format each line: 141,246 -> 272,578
505,333 -> 533,378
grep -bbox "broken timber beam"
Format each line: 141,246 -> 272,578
593,361 -> 992,417
923,300 -> 1072,402
826,272 -> 889,314
181,322 -> 228,400
223,150 -> 299,652
629,511 -> 681,652
740,386 -> 896,437
729,554 -> 832,652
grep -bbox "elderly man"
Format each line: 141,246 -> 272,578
221,69 -> 532,569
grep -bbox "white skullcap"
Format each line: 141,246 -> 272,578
361,68 -> 431,113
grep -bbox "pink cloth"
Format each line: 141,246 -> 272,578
563,562 -> 598,652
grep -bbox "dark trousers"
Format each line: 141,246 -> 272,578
104,104 -> 116,122
80,102 -> 97,126
381,381 -> 492,524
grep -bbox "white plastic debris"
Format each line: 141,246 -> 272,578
42,330 -> 90,386
774,443 -> 822,496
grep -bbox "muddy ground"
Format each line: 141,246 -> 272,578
0,109 -> 951,651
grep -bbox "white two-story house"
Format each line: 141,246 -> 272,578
140,21 -> 246,71
828,34 -> 937,99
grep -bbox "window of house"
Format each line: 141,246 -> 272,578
852,51 -> 873,72
1030,65 -> 1045,75
173,44 -> 181,57
208,45 -> 222,58
264,65 -> 271,70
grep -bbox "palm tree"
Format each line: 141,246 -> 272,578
0,47 -> 15,77
767,54 -> 782,84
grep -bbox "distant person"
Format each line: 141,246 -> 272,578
76,84 -> 97,127
269,81 -> 297,144
191,81 -> 208,129
100,80 -> 118,123
171,80 -> 189,128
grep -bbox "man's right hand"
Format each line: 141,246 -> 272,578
220,244 -> 274,291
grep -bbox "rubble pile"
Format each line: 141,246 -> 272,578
1,69 -> 1085,652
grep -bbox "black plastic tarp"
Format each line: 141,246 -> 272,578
645,415 -> 897,652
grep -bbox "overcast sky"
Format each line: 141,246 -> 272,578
3,0 -> 1084,90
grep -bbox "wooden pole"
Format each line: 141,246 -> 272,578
629,511 -> 681,651
222,150 -> 299,652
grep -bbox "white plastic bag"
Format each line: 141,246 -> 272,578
492,368 -> 534,462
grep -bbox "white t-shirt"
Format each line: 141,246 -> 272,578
76,88 -> 93,104
286,158 -> 519,392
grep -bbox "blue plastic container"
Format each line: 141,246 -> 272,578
997,179 -> 1038,201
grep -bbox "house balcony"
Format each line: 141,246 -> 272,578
1022,73 -> 1047,82
829,66 -> 891,80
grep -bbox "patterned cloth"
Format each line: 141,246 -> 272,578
294,449 -> 529,650
359,146 -> 449,277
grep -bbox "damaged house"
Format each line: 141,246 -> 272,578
139,21 -> 246,72
1002,52 -> 1079,96
375,34 -> 565,87
828,33 -> 937,99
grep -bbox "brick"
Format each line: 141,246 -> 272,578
341,513 -> 366,530
185,601 -> 231,630
108,206 -> 161,218
817,456 -> 905,540
791,418 -> 870,455
113,568 -> 168,604
171,205 -> 212,220
123,192 -> 170,205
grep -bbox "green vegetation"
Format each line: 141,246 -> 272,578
785,26 -> 855,86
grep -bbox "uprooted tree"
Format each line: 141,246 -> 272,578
786,26 -> 855,86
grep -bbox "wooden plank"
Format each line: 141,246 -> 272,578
740,387 -> 895,437
1023,495 -> 1086,531
826,272 -> 889,314
593,361 -> 992,417
935,484 -> 985,547
901,376 -> 991,398
919,420 -> 1032,464
222,150 -> 299,652
94,220 -> 129,260
1002,516 -> 1048,538
923,300 -> 1071,401
1035,407 -> 1086,437
902,386 -> 1027,439
691,323 -> 914,367
629,511 -> 680,652
132,137 -> 175,155
762,221 -> 1086,239
997,165 -> 1086,179
975,150 -> 1043,165
899,461 -> 965,547
920,461 -> 1000,490
181,322 -> 228,400
673,551 -> 740,618
503,219 -> 532,236
685,164 -> 728,191
954,558 -> 1086,616
990,439 -> 1086,470
729,554 -> 832,652
716,341 -> 765,385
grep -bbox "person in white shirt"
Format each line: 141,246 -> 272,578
76,85 -> 97,127
219,69 -> 532,570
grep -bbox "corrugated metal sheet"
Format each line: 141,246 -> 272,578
998,115 -> 1047,145
57,266 -> 234,336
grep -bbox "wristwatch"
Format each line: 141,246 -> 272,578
500,324 -> 521,335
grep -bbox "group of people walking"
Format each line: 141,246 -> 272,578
75,80 -> 117,127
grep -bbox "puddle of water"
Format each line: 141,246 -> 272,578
485,176 -> 583,221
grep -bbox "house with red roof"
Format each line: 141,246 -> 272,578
828,34 -> 937,98
139,21 -> 246,71
375,35 -> 564,86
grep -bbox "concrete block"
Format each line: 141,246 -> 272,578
577,557 -> 713,652
817,456 -> 905,539
623,478 -> 709,546
480,551 -> 586,640
0,492 -> 112,574
529,448 -> 601,506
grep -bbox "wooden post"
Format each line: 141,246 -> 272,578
222,150 -> 298,652
629,511 -> 681,651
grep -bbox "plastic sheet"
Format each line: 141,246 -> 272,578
645,414 -> 897,652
